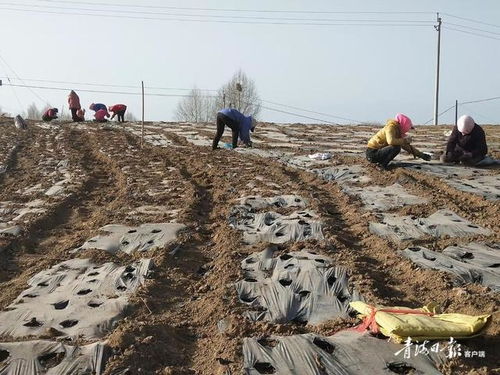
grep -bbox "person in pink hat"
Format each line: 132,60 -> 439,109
366,113 -> 430,170
441,115 -> 488,165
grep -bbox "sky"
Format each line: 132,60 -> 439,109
0,0 -> 499,125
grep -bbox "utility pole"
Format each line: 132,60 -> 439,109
141,81 -> 145,148
455,99 -> 458,125
433,13 -> 442,125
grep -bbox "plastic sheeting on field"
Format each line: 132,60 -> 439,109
0,340 -> 109,375
243,330 -> 443,375
229,195 -> 323,245
236,248 -> 361,324
231,210 -> 323,245
369,209 -> 491,243
75,222 -> 186,254
401,243 -> 500,291
342,183 -> 427,211
235,195 -> 308,211
313,165 -> 371,184
0,258 -> 151,339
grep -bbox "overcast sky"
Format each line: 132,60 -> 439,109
0,0 -> 499,124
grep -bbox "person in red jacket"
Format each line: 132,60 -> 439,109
67,90 -> 81,122
109,104 -> 127,122
42,108 -> 58,122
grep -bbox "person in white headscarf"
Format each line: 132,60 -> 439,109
441,115 -> 488,165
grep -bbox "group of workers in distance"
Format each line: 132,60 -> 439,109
41,90 -> 127,123
212,108 -> 490,169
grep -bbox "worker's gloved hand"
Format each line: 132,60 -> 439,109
404,136 -> 413,144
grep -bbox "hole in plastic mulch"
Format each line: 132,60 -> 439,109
253,362 -> 276,374
38,351 -> 66,370
0,350 -> 10,363
53,300 -> 69,310
386,361 -> 417,374
313,337 -> 335,354
279,279 -> 292,287
59,319 -> 78,328
257,337 -> 278,348
77,289 -> 92,295
24,317 -> 43,327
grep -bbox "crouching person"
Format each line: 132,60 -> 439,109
212,108 -> 255,150
109,104 -> 127,122
441,115 -> 487,166
42,108 -> 58,122
75,108 -> 85,122
94,109 -> 109,122
366,113 -> 430,170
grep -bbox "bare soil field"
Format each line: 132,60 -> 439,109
0,117 -> 498,375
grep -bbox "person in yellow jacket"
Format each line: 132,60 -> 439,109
366,113 -> 430,170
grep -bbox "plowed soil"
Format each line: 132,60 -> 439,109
0,118 -> 498,375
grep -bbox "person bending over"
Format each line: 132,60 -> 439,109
366,113 -> 430,170
212,108 -> 255,150
441,115 -> 487,166
42,108 -> 58,122
109,104 -> 127,122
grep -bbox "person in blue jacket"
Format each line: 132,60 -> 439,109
89,103 -> 108,112
213,108 -> 256,150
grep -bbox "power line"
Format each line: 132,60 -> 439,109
424,103 -> 455,125
0,2 -> 436,23
258,99 -> 360,123
2,82 -> 350,124
444,26 -> 500,41
0,52 -> 49,104
257,104 -> 337,124
35,0 -> 434,15
424,95 -> 500,125
0,6 -> 435,26
1,78 -> 359,122
445,22 -> 500,36
441,12 -> 500,29
460,103 -> 497,124
461,95 -> 500,105
0,76 -> 218,92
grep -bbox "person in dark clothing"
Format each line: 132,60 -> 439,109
212,108 -> 255,150
42,108 -> 58,122
441,115 -> 488,166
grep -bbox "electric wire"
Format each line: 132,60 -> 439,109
444,26 -> 500,41
35,0 -> 435,15
0,5 -> 435,26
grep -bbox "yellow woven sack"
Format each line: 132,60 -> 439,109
350,301 -> 490,343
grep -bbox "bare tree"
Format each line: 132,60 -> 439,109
214,69 -> 261,118
173,70 -> 260,122
125,111 -> 138,121
175,87 -> 215,123
26,102 -> 42,120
